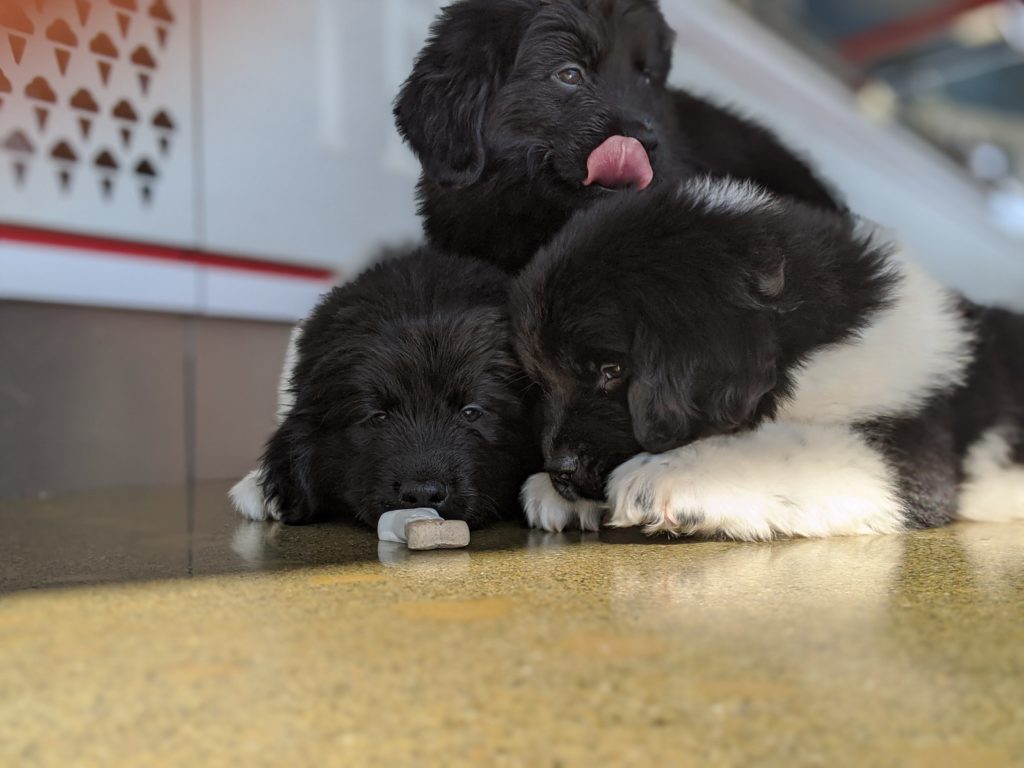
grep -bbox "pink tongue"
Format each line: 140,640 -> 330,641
584,135 -> 654,191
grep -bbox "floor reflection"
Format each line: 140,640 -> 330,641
608,534 -> 907,620
955,521 -> 1024,594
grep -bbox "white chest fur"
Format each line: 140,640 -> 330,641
777,252 -> 973,425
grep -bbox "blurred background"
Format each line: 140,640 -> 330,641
1,0 -> 1022,501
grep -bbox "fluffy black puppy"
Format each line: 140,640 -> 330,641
511,177 -> 1024,538
395,0 -> 841,272
230,247 -> 538,529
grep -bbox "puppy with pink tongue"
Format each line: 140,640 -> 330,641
584,135 -> 655,191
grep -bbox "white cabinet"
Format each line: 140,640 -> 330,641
0,0 -> 195,245
0,0 -> 446,274
1,0 -> 444,318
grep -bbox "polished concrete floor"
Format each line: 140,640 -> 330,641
1,482 -> 1023,766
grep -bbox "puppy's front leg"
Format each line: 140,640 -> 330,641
607,422 -> 907,540
520,473 -> 607,532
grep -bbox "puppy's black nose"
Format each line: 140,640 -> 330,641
399,480 -> 449,508
621,117 -> 658,152
545,454 -> 580,486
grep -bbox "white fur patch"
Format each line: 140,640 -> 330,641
520,473 -> 607,532
958,426 -> 1024,522
778,251 -> 974,424
680,175 -> 781,216
276,324 -> 303,424
229,468 -> 281,522
606,421 -> 905,540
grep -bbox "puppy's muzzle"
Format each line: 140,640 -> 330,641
398,479 -> 449,509
546,454 -> 585,501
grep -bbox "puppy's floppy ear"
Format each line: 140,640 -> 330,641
754,258 -> 785,301
627,308 -> 780,455
735,256 -> 789,311
702,357 -> 779,433
627,319 -> 697,455
259,411 -> 320,525
394,3 -> 520,187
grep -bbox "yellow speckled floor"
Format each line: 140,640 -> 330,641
1,483 -> 1023,766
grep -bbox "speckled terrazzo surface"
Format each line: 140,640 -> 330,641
1,483 -> 1023,766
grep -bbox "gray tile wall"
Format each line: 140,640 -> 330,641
0,301 -> 290,499
195,317 -> 292,482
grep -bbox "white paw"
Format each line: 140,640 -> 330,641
606,451 -> 713,536
228,468 -> 281,522
575,499 -> 606,532
520,473 -> 607,532
606,427 -> 905,540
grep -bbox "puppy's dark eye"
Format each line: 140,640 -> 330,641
461,405 -> 485,422
601,363 -> 624,382
555,67 -> 584,87
635,63 -> 653,84
368,411 -> 389,425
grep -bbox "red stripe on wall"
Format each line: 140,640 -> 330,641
0,222 -> 336,281
838,0 -> 998,64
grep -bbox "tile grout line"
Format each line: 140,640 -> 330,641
184,318 -> 198,578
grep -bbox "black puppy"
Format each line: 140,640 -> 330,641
511,178 -> 1024,538
395,0 -> 841,272
231,247 -> 538,529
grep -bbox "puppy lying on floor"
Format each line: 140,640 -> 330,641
231,246 -> 538,529
511,178 -> 1024,539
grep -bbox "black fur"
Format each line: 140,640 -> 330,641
510,185 -> 888,499
260,247 -> 539,528
857,304 -> 1024,528
395,0 -> 842,272
510,182 -> 1024,530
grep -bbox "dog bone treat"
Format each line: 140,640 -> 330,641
377,508 -> 439,543
406,518 -> 471,550
377,508 -> 470,550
